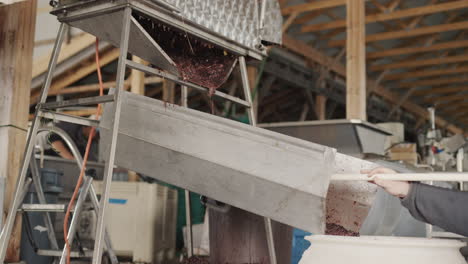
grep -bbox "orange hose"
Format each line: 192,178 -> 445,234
63,38 -> 104,264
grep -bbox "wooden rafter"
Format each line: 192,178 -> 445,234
294,11 -> 323,25
282,12 -> 299,33
384,65 -> 468,81
302,0 -> 468,33
328,21 -> 468,47
371,3 -> 456,71
383,11 -> 466,112
398,76 -> 468,89
368,40 -> 468,60
413,85 -> 468,96
282,34 -> 465,134
282,0 -> 345,15
370,54 -> 468,71
32,33 -> 95,79
425,92 -> 468,103
30,47 -> 119,105
440,103 -> 468,115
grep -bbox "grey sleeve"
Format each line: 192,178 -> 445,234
401,183 -> 468,236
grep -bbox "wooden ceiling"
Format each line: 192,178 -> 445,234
280,0 -> 468,135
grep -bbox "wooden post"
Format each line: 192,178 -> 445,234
247,65 -> 259,120
0,0 -> 37,261
130,55 -> 146,95
346,0 -> 367,120
209,207 -> 292,264
315,95 -> 327,120
162,79 -> 175,104
128,55 -> 146,182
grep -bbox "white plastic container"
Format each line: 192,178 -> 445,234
299,235 -> 466,264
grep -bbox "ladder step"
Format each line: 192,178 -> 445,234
20,204 -> 67,213
40,95 -> 114,109
39,110 -> 100,127
37,249 -> 93,258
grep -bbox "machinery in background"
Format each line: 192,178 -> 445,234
78,181 -> 178,264
259,119 -> 391,158
261,119 -> 428,238
419,107 -> 467,171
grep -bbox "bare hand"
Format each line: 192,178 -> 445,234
361,167 -> 411,198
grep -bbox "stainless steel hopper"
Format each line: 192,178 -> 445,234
50,0 -> 278,70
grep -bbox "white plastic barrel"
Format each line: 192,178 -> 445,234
299,235 -> 466,264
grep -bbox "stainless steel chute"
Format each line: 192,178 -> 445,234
100,91 -> 337,233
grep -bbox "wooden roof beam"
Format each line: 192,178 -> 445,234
282,0 -> 345,15
282,34 -> 465,135
430,93 -> 468,105
30,48 -> 119,105
32,33 -> 96,79
370,54 -> 468,71
294,11 -> 323,25
328,21 -> 468,47
368,40 -> 468,60
440,103 -> 468,115
413,85 -> 468,96
385,66 -> 468,81
302,0 -> 468,33
398,76 -> 468,89
424,92 -> 468,103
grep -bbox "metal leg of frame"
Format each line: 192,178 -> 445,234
40,126 -> 117,262
88,184 -> 118,264
0,178 -> 32,262
0,23 -> 68,263
185,191 -> 193,257
264,218 -> 277,264
92,7 -> 132,264
181,85 -> 194,257
30,155 -> 59,250
239,55 -> 277,264
238,56 -> 257,126
59,177 -> 93,264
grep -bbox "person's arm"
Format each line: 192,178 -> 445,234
363,167 -> 468,237
51,140 -> 75,160
402,182 -> 468,237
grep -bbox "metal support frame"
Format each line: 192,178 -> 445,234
181,85 -> 194,258
36,126 -> 118,264
29,155 -> 60,250
0,21 -> 117,264
59,177 -> 93,264
0,23 -> 68,262
239,56 -> 277,264
92,6 -> 132,264
0,5 -> 276,264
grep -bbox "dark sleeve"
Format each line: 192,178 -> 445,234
48,122 -> 79,143
401,183 -> 468,236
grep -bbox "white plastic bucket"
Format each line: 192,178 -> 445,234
299,235 -> 466,264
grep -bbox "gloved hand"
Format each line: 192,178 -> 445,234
361,167 -> 411,199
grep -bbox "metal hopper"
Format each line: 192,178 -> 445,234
99,91 -> 336,233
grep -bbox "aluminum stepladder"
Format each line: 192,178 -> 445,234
0,22 -> 121,264
0,6 -> 277,264
0,25 -> 118,264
